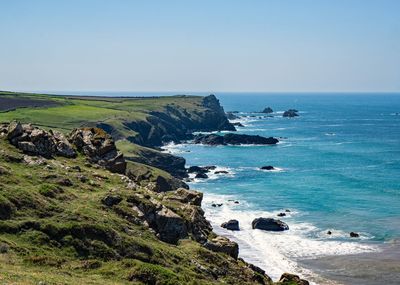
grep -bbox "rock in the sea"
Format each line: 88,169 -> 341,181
252,217 -> 289,231
277,212 -> 286,217
232,122 -> 244,127
204,236 -> 239,259
221,219 -> 240,231
69,128 -> 126,174
327,230 -> 332,235
283,109 -> 299,117
195,172 -> 208,179
260,165 -> 275,171
279,273 -> 309,285
261,107 -> 273,114
226,112 -> 239,120
193,133 -> 279,145
350,232 -> 360,238
214,170 -> 229,174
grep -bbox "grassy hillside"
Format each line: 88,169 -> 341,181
0,135 -> 273,285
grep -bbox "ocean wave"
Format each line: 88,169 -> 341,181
189,166 -> 236,183
202,193 -> 379,283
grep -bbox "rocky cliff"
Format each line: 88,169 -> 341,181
114,95 -> 235,147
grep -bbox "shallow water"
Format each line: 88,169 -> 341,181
163,93 -> 400,283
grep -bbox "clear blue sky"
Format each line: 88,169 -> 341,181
1,0 -> 399,92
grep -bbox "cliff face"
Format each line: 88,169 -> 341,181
121,95 -> 235,147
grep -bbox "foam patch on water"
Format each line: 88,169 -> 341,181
189,166 -> 236,182
201,193 -> 379,283
161,142 -> 190,155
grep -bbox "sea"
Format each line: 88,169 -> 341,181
51,91 -> 400,284
161,93 -> 400,285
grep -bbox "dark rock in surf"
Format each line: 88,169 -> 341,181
350,232 -> 360,238
261,107 -> 273,114
283,109 -> 299,117
261,165 -> 275,171
221,219 -> 240,231
277,213 -> 286,217
195,172 -> 208,179
193,133 -> 279,146
252,218 -> 289,231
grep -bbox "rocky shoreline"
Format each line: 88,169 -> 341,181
0,93 -> 311,284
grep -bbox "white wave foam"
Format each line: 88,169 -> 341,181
202,193 -> 378,283
189,166 -> 236,183
161,142 -> 190,155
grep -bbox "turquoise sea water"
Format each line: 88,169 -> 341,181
162,93 -> 400,282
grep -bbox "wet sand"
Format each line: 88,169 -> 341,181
300,241 -> 400,285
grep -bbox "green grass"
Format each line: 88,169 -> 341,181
0,137 -> 271,284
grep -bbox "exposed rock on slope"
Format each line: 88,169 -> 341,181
69,128 -> 127,174
193,133 -> 279,145
2,121 -> 76,158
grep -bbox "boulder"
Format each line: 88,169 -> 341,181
188,166 -> 208,174
163,188 -> 203,206
277,213 -> 286,217
4,122 -> 76,159
261,107 -> 273,114
283,109 -> 299,117
101,195 -> 123,207
195,172 -> 208,179
204,236 -> 239,259
252,218 -> 289,231
278,273 -> 309,285
221,219 -> 240,231
214,170 -> 229,174
193,133 -> 279,145
261,165 -> 275,171
350,232 -> 360,238
232,122 -> 244,127
327,230 -> 332,235
6,121 -> 23,140
154,206 -> 188,244
69,128 -> 126,174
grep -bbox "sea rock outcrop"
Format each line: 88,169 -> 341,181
252,218 -> 289,231
226,112 -> 239,120
283,109 -> 299,117
221,219 -> 240,231
261,165 -> 275,171
278,273 -> 309,285
261,107 -> 273,114
193,133 -> 279,145
69,128 -> 126,174
4,121 -> 76,158
204,236 -> 239,259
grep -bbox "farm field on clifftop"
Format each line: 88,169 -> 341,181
0,91 -> 202,133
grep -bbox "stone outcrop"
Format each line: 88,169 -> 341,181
221,219 -> 240,231
204,236 -> 239,259
283,109 -> 299,117
193,133 -> 279,145
261,165 -> 275,171
163,188 -> 203,206
3,121 -> 76,158
278,273 -> 309,285
69,128 -> 126,174
226,112 -> 239,120
252,218 -> 289,231
261,107 -> 273,114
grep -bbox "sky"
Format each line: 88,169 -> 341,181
1,0 -> 399,93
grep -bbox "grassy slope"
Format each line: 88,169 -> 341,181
0,91 -> 201,180
0,138 -> 272,285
